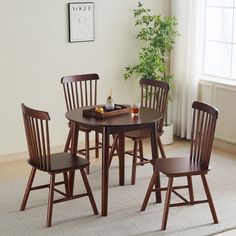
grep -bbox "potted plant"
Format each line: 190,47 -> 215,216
124,2 -> 178,144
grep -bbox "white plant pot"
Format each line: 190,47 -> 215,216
161,123 -> 173,145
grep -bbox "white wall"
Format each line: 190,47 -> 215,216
199,80 -> 236,145
0,0 -> 170,156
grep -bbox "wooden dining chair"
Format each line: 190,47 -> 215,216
20,104 -> 98,227
109,78 -> 169,185
61,74 -> 101,174
141,101 -> 219,230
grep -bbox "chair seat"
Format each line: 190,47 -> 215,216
28,152 -> 89,173
79,126 -> 92,132
68,122 -> 91,132
125,129 -> 163,139
152,157 -> 211,177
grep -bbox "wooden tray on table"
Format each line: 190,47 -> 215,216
83,104 -> 129,119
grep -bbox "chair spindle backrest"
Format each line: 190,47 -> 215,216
21,104 -> 51,171
61,74 -> 99,111
140,78 -> 169,132
190,101 -> 218,168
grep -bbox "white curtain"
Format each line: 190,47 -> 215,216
170,0 -> 204,139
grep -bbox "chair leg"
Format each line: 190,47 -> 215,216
108,135 -> 119,167
131,140 -> 138,185
80,168 -> 98,215
201,174 -> 219,224
141,170 -> 159,211
187,176 -> 194,204
138,140 -> 144,165
161,177 -> 174,231
63,172 -> 70,197
95,131 -> 99,159
46,174 -> 55,228
20,167 -> 36,211
64,127 -> 72,152
69,170 -> 75,197
85,132 -> 90,174
157,136 -> 166,158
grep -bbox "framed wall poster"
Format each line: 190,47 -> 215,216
68,2 -> 95,42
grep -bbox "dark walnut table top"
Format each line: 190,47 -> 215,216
65,105 -> 163,131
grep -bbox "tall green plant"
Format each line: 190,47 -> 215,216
124,2 -> 178,96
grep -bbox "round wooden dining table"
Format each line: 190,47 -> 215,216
66,105 -> 163,216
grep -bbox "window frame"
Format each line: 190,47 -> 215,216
201,0 -> 236,86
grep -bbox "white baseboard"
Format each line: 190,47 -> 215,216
213,139 -> 236,154
0,151 -> 28,163
1,138 -> 235,164
0,145 -> 65,163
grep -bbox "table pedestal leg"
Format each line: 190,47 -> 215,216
118,133 -> 125,186
101,127 -> 110,216
69,122 -> 79,196
150,122 -> 162,203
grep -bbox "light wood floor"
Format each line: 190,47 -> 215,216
0,138 -> 235,235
